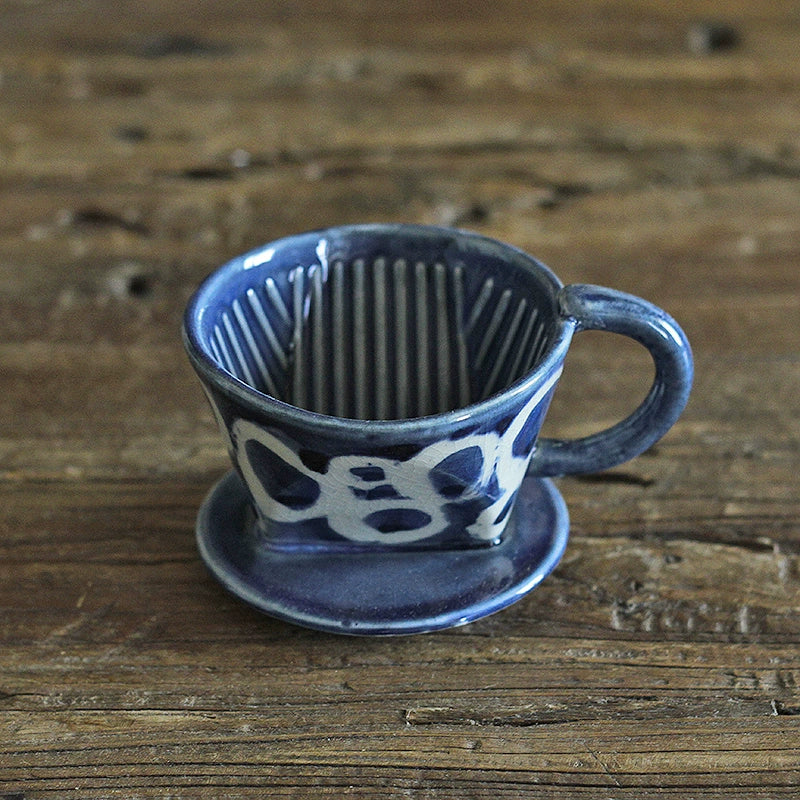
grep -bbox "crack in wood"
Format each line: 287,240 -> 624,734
573,471 -> 656,488
405,695 -> 682,728
604,529 -> 779,554
70,207 -> 150,236
404,706 -> 574,727
155,137 -> 800,201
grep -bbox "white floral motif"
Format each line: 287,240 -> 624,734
231,369 -> 561,545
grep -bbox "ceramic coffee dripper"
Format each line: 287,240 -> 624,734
183,224 -> 692,634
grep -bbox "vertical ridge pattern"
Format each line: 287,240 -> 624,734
415,261 -> 430,418
483,297 -> 528,400
374,257 -> 389,420
222,311 -> 255,390
393,259 -> 409,420
332,260 -> 347,418
434,263 -> 451,413
507,308 -> 540,391
310,266 -> 327,414
232,297 -> 274,397
290,267 -> 306,410
207,256 -> 552,420
453,265 -> 471,408
353,259 -> 368,419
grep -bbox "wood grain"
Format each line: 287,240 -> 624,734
1,0 -> 799,797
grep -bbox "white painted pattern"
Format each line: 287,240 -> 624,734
227,367 -> 562,546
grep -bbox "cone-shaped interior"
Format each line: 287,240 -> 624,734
199,230 -> 559,420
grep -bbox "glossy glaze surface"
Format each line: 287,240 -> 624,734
184,224 -> 692,632
196,471 -> 570,635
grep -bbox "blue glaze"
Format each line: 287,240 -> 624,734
529,284 -> 694,477
211,373 -> 561,550
196,471 -> 570,636
184,224 -> 693,633
349,465 -> 386,482
244,437 -> 321,510
429,446 -> 484,497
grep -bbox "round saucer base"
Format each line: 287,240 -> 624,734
196,471 -> 569,636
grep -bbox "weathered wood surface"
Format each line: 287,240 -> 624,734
1,1 -> 799,797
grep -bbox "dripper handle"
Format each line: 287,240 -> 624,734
528,284 -> 693,477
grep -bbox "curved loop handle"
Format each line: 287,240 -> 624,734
529,284 -> 693,478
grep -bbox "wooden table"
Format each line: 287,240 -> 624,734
2,1 -> 799,796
